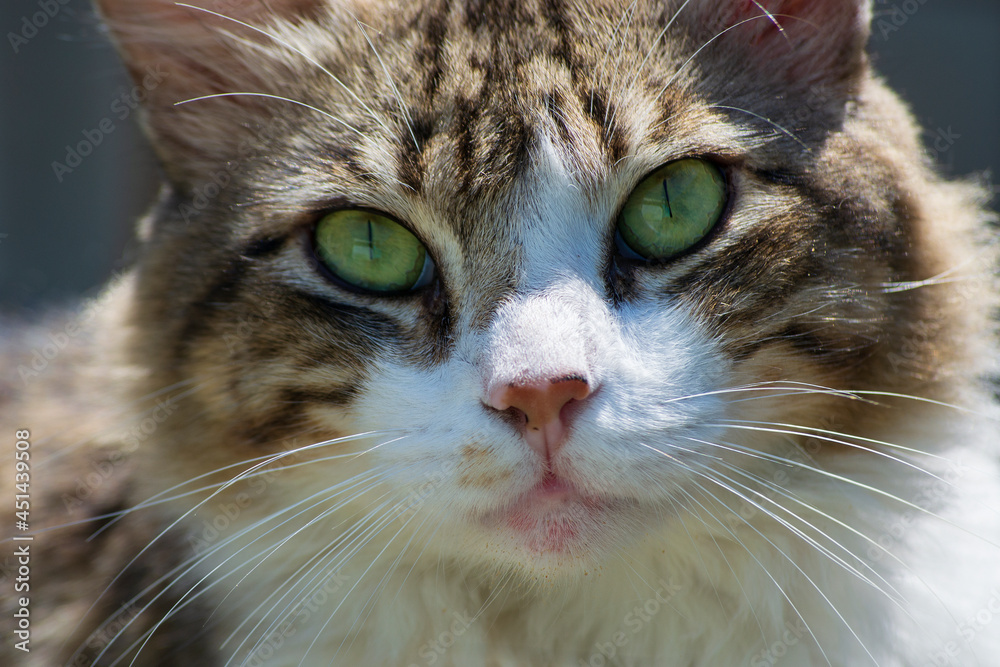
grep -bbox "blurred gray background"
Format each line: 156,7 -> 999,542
1,0 -> 998,313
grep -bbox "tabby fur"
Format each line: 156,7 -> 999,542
2,1 -> 999,665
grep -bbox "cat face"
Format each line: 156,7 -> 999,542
98,0 -> 966,580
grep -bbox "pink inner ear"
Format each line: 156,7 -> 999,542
721,0 -> 818,44
723,0 -> 818,25
710,0 -> 867,82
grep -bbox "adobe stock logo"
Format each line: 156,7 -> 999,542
7,0 -> 73,54
50,65 -> 169,182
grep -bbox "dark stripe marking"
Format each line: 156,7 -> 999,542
583,88 -> 628,163
174,257 -> 247,363
397,109 -> 437,193
545,90 -> 573,145
242,235 -> 286,259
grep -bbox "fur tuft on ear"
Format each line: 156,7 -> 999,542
687,0 -> 872,87
94,0 -> 325,185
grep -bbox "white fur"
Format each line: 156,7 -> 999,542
206,397 -> 1000,666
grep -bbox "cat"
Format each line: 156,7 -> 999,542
3,0 -> 1000,665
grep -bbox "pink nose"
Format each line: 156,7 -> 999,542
487,376 -> 592,460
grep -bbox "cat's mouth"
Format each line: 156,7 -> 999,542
481,472 -> 617,555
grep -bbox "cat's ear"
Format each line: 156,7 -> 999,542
685,0 -> 872,87
95,0 -> 322,185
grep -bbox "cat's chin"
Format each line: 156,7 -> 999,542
469,473 -> 639,569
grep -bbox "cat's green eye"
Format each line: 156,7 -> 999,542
314,210 -> 434,293
616,158 -> 727,261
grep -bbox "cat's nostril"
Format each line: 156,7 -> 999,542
486,376 -> 592,460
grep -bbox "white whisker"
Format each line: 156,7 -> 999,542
593,0 -> 639,115
175,92 -> 366,137
230,494 -> 399,664
695,456 -> 908,609
352,18 -> 419,151
615,0 -> 693,109
714,421 -> 951,476
680,462 -> 884,665
174,2 -> 393,135
679,434 -> 1000,550
708,104 -> 810,150
668,481 -> 834,666
301,498 -> 417,663
80,469 -> 389,666
80,430 -> 409,541
667,493 -> 770,647
69,432 -> 408,662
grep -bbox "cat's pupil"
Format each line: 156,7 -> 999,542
363,220 -> 374,260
